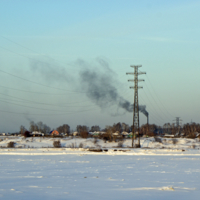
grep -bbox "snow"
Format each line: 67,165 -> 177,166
0,136 -> 200,199
0,136 -> 200,150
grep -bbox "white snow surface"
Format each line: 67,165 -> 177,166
1,136 -> 200,150
0,136 -> 200,199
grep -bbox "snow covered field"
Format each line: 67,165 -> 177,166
0,137 -> 200,200
0,136 -> 200,149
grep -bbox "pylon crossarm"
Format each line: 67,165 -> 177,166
131,65 -> 142,68
126,72 -> 146,75
138,72 -> 146,75
130,86 -> 143,89
128,79 -> 144,82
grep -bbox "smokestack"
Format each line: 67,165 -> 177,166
146,113 -> 149,136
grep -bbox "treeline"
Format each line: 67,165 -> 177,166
19,122 -> 131,135
19,121 -> 200,136
162,122 -> 200,136
20,121 -> 51,135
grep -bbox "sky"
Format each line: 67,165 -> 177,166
0,0 -> 200,132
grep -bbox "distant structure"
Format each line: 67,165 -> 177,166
173,117 -> 182,133
174,117 -> 182,127
50,130 -> 59,135
126,65 -> 146,147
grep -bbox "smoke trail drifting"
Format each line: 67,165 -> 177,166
29,57 -> 148,116
78,58 -> 148,116
30,57 -> 72,83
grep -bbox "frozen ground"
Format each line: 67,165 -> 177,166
1,136 -> 200,149
0,149 -> 200,200
0,137 -> 200,200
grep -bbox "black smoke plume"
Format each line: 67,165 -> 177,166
78,58 -> 148,116
29,57 -> 148,116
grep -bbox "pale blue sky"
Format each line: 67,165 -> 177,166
0,0 -> 200,132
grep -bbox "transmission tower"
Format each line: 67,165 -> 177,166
126,65 -> 146,147
173,117 -> 182,133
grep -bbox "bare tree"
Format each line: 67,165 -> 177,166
29,121 -> 50,134
20,125 -> 26,135
121,123 -> 130,132
29,121 -> 35,132
37,121 -> 43,132
183,122 -> 200,136
43,124 -> 51,134
77,125 -> 88,134
113,122 -> 122,132
90,125 -> 100,132
163,123 -> 171,134
140,124 -> 148,135
57,124 -> 70,134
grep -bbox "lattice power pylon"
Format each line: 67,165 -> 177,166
173,117 -> 182,133
126,65 -> 146,147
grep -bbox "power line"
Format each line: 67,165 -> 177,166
0,64 -> 127,95
0,67 -> 126,95
0,98 -> 79,112
0,107 -> 101,116
0,84 -> 129,105
0,36 -> 128,90
145,74 -> 174,118
0,36 -> 147,121
139,95 -> 164,125
1,35 -> 130,82
0,84 -> 70,95
141,89 -> 164,121
0,89 -> 134,113
143,81 -> 171,122
0,35 -> 82,71
0,68 -> 85,93
0,95 -> 97,108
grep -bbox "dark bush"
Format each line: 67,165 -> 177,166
93,138 -> 98,144
154,137 -> 162,143
68,143 -> 75,148
187,134 -> 196,139
88,148 -> 102,152
172,139 -> 178,144
80,131 -> 89,138
99,133 -> 110,142
7,141 -> 15,148
118,141 -> 124,148
147,132 -> 155,137
135,144 -> 141,148
23,131 -> 31,138
79,143 -> 84,148
53,140 -> 61,148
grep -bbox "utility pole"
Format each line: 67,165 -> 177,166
126,65 -> 146,148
